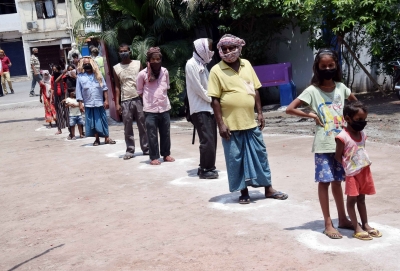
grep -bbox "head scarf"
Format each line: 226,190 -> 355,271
146,47 -> 162,82
193,38 -> 214,67
41,70 -> 51,97
216,34 -> 245,63
42,70 -> 51,84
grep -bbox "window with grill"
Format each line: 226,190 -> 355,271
35,0 -> 56,19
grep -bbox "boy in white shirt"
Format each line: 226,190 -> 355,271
65,91 -> 85,139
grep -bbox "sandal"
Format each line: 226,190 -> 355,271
123,154 -> 134,160
365,228 -> 382,238
163,156 -> 175,162
265,191 -> 288,200
93,140 -> 100,146
353,231 -> 373,241
239,195 -> 251,204
150,159 -> 161,165
323,229 -> 343,239
105,138 -> 116,144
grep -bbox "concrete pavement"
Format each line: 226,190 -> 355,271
0,90 -> 399,270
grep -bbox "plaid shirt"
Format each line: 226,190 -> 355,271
30,54 -> 40,73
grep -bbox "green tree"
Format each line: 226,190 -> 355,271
74,0 -> 194,116
281,0 -> 400,93
187,0 -> 290,65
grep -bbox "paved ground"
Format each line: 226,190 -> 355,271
1,80 -> 400,270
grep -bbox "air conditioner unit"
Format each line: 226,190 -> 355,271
27,21 -> 38,30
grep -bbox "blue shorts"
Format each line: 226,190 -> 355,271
69,115 -> 85,126
315,153 -> 345,182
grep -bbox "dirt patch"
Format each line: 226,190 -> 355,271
261,92 -> 400,145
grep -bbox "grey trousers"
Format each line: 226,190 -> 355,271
121,97 -> 149,155
145,111 -> 171,160
191,112 -> 217,171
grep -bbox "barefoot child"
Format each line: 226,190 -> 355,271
286,48 -> 357,239
335,101 -> 381,240
65,91 -> 85,139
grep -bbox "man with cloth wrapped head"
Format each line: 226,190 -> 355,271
208,34 -> 289,204
185,38 -> 218,179
137,47 -> 175,165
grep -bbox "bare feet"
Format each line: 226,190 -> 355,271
55,130 -> 62,135
150,159 -> 161,165
163,156 -> 175,162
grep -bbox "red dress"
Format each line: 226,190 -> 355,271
40,83 -> 57,123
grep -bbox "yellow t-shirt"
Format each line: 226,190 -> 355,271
208,59 -> 262,131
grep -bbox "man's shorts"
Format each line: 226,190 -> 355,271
69,115 -> 85,126
314,153 -> 345,182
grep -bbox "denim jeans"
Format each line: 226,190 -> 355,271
31,73 -> 42,92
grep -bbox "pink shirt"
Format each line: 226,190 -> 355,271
336,128 -> 372,176
137,67 -> 171,113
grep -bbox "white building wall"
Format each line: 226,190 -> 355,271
0,13 -> 21,32
16,0 -> 73,77
269,25 -> 315,94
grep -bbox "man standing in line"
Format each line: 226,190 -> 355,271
185,38 -> 218,179
208,34 -> 288,204
113,43 -> 149,160
92,48 -> 105,78
0,50 -> 14,94
30,48 -> 42,97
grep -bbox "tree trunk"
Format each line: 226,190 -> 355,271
341,38 -> 385,94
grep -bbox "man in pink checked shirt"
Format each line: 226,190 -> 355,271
136,47 -> 175,166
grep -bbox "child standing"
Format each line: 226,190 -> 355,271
286,48 -> 357,239
65,91 -> 85,139
335,101 -> 381,240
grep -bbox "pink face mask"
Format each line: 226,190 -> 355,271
219,47 -> 241,63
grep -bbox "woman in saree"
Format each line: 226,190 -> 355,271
39,70 -> 56,127
50,65 -> 70,135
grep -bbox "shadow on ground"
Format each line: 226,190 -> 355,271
209,190 -> 266,204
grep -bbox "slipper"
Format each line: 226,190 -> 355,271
353,231 -> 373,240
365,228 -> 382,238
93,140 -> 100,146
105,138 -> 116,144
323,230 -> 343,239
239,195 -> 251,204
265,191 -> 288,200
123,154 -> 134,160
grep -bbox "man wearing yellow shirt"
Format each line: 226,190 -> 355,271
208,34 -> 288,204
